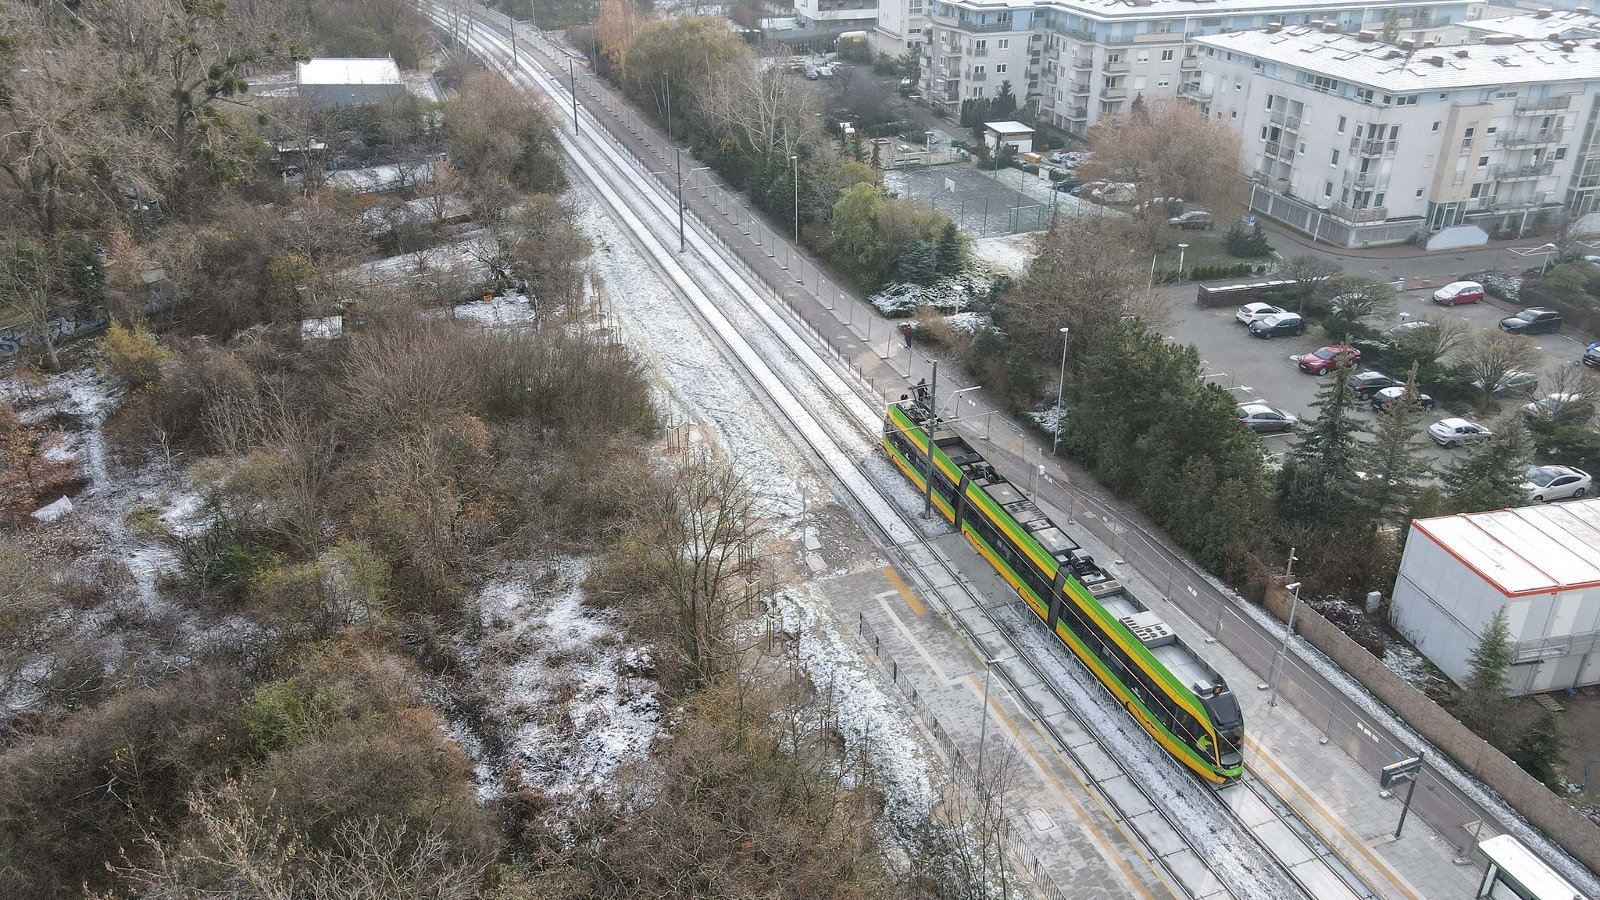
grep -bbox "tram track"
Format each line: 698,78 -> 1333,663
428,10 -> 1379,897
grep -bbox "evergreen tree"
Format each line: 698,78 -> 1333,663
895,239 -> 936,284
1276,365 -> 1369,525
1460,608 -> 1512,739
935,221 -> 966,276
1511,711 -> 1567,788
1356,367 -> 1433,527
870,141 -> 881,169
1442,417 -> 1534,513
991,80 -> 1017,120
1129,93 -> 1148,121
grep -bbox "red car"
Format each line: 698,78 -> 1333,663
1297,344 -> 1362,376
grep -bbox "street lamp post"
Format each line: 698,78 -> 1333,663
1177,242 -> 1189,276
975,657 -> 1003,785
1052,326 -> 1069,456
1266,581 -> 1302,708
790,154 -> 800,243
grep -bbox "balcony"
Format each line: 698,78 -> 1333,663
967,19 -> 1017,32
1179,82 -> 1212,100
1070,82 -> 1090,94
1269,110 -> 1301,131
1102,87 -> 1127,100
1264,140 -> 1295,163
1180,56 -> 1199,69
1492,161 -> 1555,180
1515,95 -> 1570,114
1349,137 -> 1396,158
1496,128 -> 1563,148
1329,202 -> 1388,223
968,71 -> 988,82
1341,170 -> 1390,190
1103,60 -> 1129,73
970,46 -> 988,56
1060,27 -> 1095,41
1066,107 -> 1088,120
1072,58 -> 1093,70
1046,47 -> 1061,60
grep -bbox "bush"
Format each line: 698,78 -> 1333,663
1223,221 -> 1273,258
98,319 -> 174,391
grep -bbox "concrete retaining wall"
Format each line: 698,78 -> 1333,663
1262,585 -> 1600,875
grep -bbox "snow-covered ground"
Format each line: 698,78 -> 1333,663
328,162 -> 435,194
466,558 -> 659,805
969,233 -> 1036,278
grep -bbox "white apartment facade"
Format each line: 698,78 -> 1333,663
904,0 -> 1479,132
794,0 -> 880,32
1193,23 -> 1600,246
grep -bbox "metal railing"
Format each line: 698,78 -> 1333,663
1102,59 -> 1129,73
1496,128 -> 1563,148
1329,201 -> 1389,223
1269,109 -> 1301,130
1180,82 -> 1212,100
1342,170 -> 1390,190
1515,95 -> 1570,113
1491,161 -> 1555,180
1265,140 -> 1295,163
1350,137 -> 1396,157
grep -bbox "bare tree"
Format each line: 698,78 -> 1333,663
696,64 -> 821,161
1456,330 -> 1544,413
1395,313 -> 1471,369
1318,274 -> 1397,327
999,216 -> 1169,360
1277,255 -> 1341,313
1081,101 -> 1244,249
636,453 -> 764,688
0,238 -> 71,370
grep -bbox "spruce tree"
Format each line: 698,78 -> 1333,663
1276,364 -> 1369,525
1442,417 -> 1534,513
1460,608 -> 1512,739
896,239 -> 936,284
991,80 -> 1017,120
935,221 -> 965,276
1356,367 -> 1433,527
1511,711 -> 1566,788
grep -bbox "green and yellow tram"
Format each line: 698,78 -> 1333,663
882,397 -> 1244,784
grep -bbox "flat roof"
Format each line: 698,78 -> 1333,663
1410,498 -> 1600,597
938,0 -> 1458,23
1463,9 -> 1600,40
1477,835 -> 1583,899
1195,26 -> 1600,90
984,120 -> 1034,133
296,58 -> 402,86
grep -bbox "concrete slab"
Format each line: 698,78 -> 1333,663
1098,773 -> 1156,819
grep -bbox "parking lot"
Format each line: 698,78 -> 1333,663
1165,283 -> 1595,471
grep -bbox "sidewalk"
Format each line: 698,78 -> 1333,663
537,32 -> 1508,898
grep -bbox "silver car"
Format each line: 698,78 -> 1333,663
1235,302 -> 1284,326
1428,418 -> 1492,448
1523,465 -> 1592,502
1238,402 -> 1297,433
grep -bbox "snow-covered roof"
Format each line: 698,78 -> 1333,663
296,57 -> 402,86
1410,498 -> 1600,597
984,120 -> 1034,134
935,0 -> 1460,23
1195,26 -> 1600,90
1462,9 -> 1600,41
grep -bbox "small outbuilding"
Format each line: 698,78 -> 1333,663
1390,499 -> 1600,696
983,121 -> 1034,155
296,58 -> 405,110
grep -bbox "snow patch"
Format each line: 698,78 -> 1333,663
969,233 -> 1036,278
30,496 -> 74,523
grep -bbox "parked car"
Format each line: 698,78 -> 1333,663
1169,210 -> 1214,230
1432,281 -> 1485,306
1051,178 -> 1082,193
1428,418 -> 1492,447
1135,197 -> 1184,216
1297,344 -> 1361,376
1237,402 -> 1297,433
1249,312 -> 1305,338
1499,307 -> 1563,335
1371,385 -> 1435,412
1385,320 -> 1433,337
1522,465 -> 1592,502
1069,180 -> 1105,197
1235,302 -> 1285,326
1086,182 -> 1136,204
1346,371 -> 1399,399
1585,342 -> 1600,369
1522,393 -> 1596,425
1472,370 -> 1539,396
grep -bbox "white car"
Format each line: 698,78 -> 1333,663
1428,418 -> 1492,448
1522,465 -> 1592,502
1236,302 -> 1285,326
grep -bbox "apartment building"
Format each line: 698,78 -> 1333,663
1193,23 -> 1600,246
911,0 -> 1476,133
794,0 -> 880,33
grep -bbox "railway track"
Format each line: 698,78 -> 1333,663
428,9 -> 1382,897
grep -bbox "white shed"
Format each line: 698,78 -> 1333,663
1390,499 -> 1600,696
983,121 -> 1034,155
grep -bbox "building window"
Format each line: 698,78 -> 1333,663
1470,183 -> 1483,198
1356,87 -> 1375,103
995,64 -> 1007,73
1108,52 -> 1121,62
974,40 -> 986,51
1396,95 -> 1417,106
1415,189 -> 1423,198
972,86 -> 984,97
1235,81 -> 1243,91
1478,156 -> 1488,167
1556,147 -> 1567,160
1324,181 -> 1333,197
973,65 -> 985,74
1431,121 -> 1439,132
909,0 -> 923,11
1330,149 -> 1340,166
1157,77 -> 1169,87
1337,116 -> 1346,134
998,38 -> 1009,49
1161,49 -> 1174,61
1136,51 -> 1149,63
